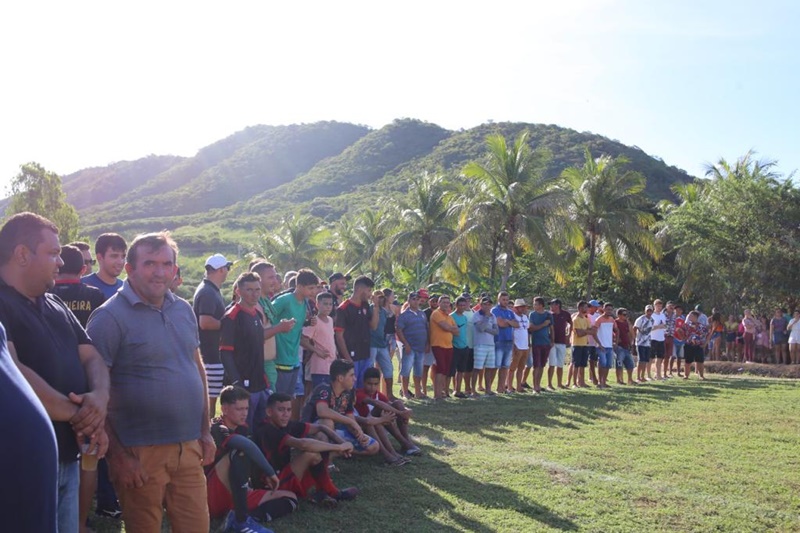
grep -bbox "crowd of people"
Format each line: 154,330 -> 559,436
2,211 -> 798,533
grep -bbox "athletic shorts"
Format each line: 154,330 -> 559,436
650,340 -> 665,358
684,344 -> 705,364
204,363 -> 225,398
432,346 -> 454,377
531,345 -> 550,368
637,345 -> 651,363
275,367 -> 300,397
571,346 -> 589,368
548,344 -> 567,367
207,469 -> 268,519
473,345 -> 496,370
424,352 -> 436,367
510,347 -> 529,370
453,347 -> 473,373
726,332 -> 736,343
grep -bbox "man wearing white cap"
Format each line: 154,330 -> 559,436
193,253 -> 233,414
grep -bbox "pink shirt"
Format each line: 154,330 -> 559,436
303,316 -> 337,375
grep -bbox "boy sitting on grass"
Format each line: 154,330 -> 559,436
356,367 -> 421,465
257,392 -> 358,508
207,386 -> 298,533
301,359 -> 381,458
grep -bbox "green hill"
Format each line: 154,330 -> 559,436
54,119 -> 693,252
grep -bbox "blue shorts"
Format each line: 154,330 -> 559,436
494,342 -> 513,369
614,347 -> 635,370
335,428 -> 377,452
371,347 -> 393,379
400,348 -> 425,378
571,346 -> 589,367
597,347 -> 614,369
637,345 -> 651,363
276,367 -> 300,397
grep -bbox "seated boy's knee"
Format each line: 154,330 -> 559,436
366,441 -> 380,455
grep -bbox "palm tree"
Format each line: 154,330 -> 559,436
560,148 -> 661,299
334,209 -> 387,278
460,131 -> 563,290
253,213 -> 325,273
385,172 -> 457,265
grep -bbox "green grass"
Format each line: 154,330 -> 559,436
91,375 -> 800,532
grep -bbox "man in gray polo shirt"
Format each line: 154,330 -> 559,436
87,232 -> 215,533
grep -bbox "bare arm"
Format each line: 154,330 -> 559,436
67,344 -> 110,438
8,341 -> 80,422
198,315 -> 221,331
307,422 -> 346,444
316,403 -> 361,435
193,348 -> 214,464
435,318 -> 459,334
285,434 -> 351,454
334,330 -> 353,362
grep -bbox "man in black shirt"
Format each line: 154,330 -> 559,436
221,272 -> 269,431
50,245 -> 105,327
327,272 -> 350,317
259,392 -> 355,505
334,275 -> 379,388
194,253 -> 233,415
0,212 -> 109,533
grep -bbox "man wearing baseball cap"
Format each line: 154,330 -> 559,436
194,253 -> 234,415
328,272 -> 351,317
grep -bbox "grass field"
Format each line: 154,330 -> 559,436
91,375 -> 800,532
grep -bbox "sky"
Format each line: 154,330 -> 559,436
1,0 -> 798,194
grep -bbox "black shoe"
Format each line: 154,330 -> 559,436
522,383 -> 532,389
335,487 -> 359,501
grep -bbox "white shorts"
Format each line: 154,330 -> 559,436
548,344 -> 567,367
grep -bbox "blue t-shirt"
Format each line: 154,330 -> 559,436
0,322 -> 58,532
451,311 -> 468,349
81,272 -> 124,300
492,305 -> 515,344
370,306 -> 388,348
529,310 -> 553,346
396,308 -> 429,353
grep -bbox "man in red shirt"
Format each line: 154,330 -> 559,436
614,308 -> 635,385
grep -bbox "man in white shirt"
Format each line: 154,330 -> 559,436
650,299 -> 668,380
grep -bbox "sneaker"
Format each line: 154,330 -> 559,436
334,487 -> 359,501
225,512 -> 274,533
311,491 -> 338,509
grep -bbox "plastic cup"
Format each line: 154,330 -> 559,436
81,442 -> 98,471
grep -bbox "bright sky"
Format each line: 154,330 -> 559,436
1,0 -> 797,194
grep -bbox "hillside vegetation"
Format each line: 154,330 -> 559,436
60,119 -> 693,251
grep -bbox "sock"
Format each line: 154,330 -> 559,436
252,496 -> 298,522
228,452 -> 250,523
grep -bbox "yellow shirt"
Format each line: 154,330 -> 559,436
430,308 -> 456,348
572,314 -> 590,346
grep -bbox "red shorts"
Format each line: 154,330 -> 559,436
207,470 -> 268,519
432,346 -> 453,376
278,467 -> 315,499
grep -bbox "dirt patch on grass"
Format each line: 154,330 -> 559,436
704,361 -> 800,379
547,468 -> 572,485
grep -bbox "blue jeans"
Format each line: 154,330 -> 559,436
494,342 -> 513,369
598,347 -> 614,369
400,348 -> 425,377
57,460 -> 79,533
353,358 -> 372,388
370,346 -> 393,379
614,346 -> 635,370
246,389 -> 270,432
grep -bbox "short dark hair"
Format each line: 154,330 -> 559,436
330,359 -> 354,380
498,291 -> 509,299
59,245 -> 85,275
317,291 -> 333,304
577,300 -> 588,309
0,212 -> 59,265
250,260 -> 275,274
235,271 -> 261,288
267,392 -> 293,407
219,385 -> 250,404
95,233 -> 127,256
382,288 -> 393,297
533,296 -> 545,306
295,269 -> 318,287
126,232 -> 178,267
68,241 -> 90,252
456,296 -> 467,305
363,367 -> 381,381
353,275 -> 374,291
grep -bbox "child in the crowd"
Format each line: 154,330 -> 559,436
302,291 -> 338,388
